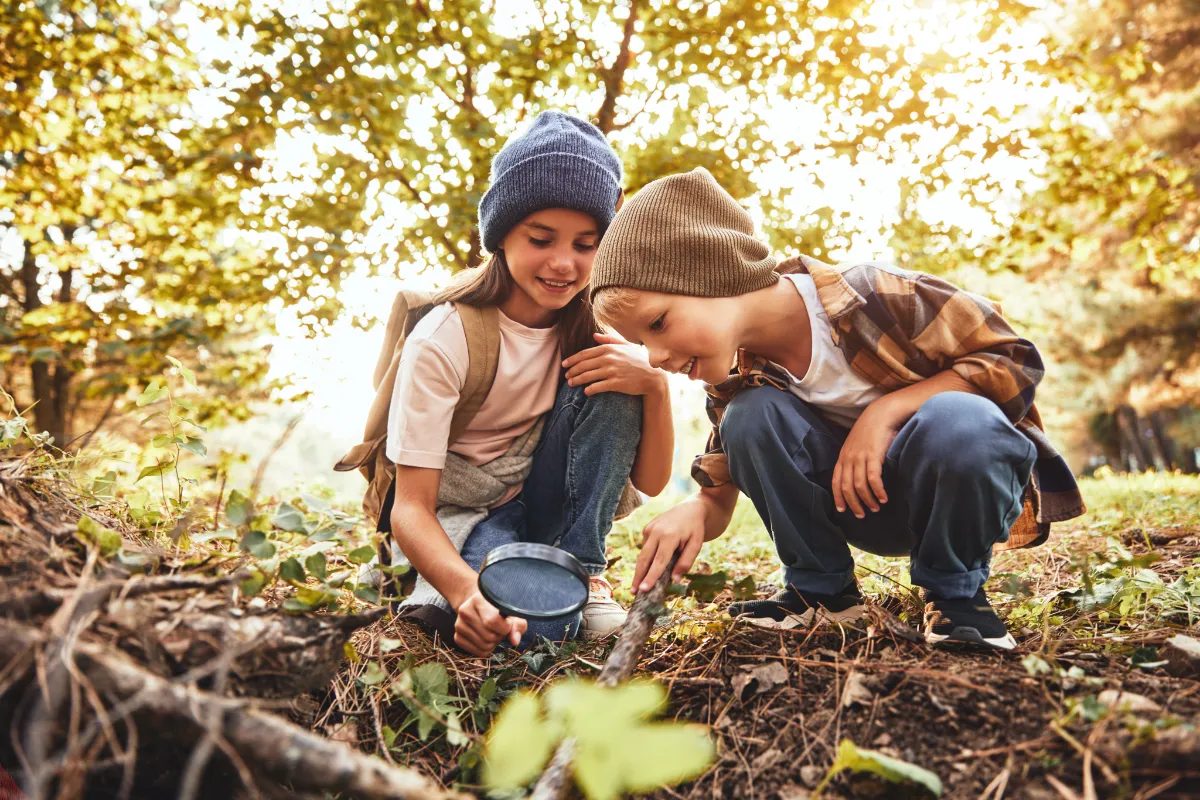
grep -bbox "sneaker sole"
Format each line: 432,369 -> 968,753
926,627 -> 1016,651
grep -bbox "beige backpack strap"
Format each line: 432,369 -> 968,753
447,303 -> 500,446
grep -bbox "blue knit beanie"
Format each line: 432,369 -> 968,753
478,111 -> 624,254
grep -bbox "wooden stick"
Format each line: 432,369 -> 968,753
529,555 -> 679,800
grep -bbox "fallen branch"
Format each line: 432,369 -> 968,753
1,619 -> 467,800
0,572 -> 245,618
529,555 -> 679,800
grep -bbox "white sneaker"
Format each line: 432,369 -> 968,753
581,576 -> 628,640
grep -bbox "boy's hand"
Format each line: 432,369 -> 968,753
632,502 -> 706,594
563,332 -> 667,397
832,406 -> 900,518
454,590 -> 526,657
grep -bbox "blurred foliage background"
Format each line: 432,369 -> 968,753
1,0 -> 1197,492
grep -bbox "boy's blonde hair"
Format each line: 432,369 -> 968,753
591,285 -> 642,327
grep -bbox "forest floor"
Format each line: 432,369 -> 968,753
2,432 -> 1198,799
349,470 -> 1200,799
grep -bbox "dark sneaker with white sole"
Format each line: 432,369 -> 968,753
728,583 -> 866,624
923,588 -> 1016,651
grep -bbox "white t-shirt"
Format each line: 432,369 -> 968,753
386,305 -> 561,482
771,273 -> 885,429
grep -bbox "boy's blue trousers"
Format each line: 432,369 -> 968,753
720,387 -> 1036,599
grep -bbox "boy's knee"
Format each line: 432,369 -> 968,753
720,386 -> 798,456
906,392 -> 1033,473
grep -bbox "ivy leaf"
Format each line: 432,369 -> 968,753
240,530 -> 276,559
360,661 -> 387,686
273,502 -> 307,533
225,490 -> 253,526
279,557 -> 306,584
305,551 -> 327,581
813,739 -> 943,797
76,515 -> 122,557
346,544 -> 376,565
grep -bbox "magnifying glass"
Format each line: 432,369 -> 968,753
478,542 -> 589,620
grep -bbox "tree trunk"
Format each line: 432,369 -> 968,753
18,240 -> 73,447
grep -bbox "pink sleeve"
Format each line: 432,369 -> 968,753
385,336 -> 464,469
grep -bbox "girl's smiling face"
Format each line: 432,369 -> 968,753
498,208 -> 599,327
600,288 -> 742,384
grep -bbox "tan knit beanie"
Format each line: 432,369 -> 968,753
591,167 -> 779,297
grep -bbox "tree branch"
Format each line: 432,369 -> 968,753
595,0 -> 641,133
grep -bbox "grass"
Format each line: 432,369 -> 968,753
605,471 -> 1200,640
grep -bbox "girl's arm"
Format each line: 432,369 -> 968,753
629,376 -> 673,496
563,331 -> 673,496
389,464 -> 525,655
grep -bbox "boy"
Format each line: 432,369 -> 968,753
588,168 -> 1084,650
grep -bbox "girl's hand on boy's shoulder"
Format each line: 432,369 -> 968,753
562,331 -> 668,397
832,407 -> 900,519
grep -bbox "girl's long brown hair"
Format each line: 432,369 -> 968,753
433,251 -> 599,359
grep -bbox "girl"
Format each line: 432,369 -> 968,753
380,111 -> 673,657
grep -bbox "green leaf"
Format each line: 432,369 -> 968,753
179,436 -> 206,456
305,551 -> 327,581
283,586 -> 337,612
240,569 -> 267,597
354,585 -> 380,604
360,661 -> 387,686
731,575 -> 757,601
135,458 -> 176,482
240,530 -> 276,559
135,381 -> 165,407
76,515 -> 122,557
151,434 -> 172,448
279,557 -> 306,584
684,571 -> 729,603
165,355 -> 196,386
346,544 -> 376,565
225,490 -> 253,526
273,502 -> 307,533
813,739 -> 943,797
300,492 -> 332,513
191,527 -> 238,543
91,470 -> 117,498
483,691 -> 558,791
381,725 -> 398,749
578,723 -> 713,799
380,637 -> 403,654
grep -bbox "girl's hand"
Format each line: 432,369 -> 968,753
562,332 -> 667,397
831,405 -> 900,519
454,590 -> 526,657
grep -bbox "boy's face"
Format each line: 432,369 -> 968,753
603,289 -> 742,384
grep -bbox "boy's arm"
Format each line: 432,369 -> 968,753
390,465 -> 525,655
631,482 -> 740,594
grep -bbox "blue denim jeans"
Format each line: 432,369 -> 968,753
458,382 -> 641,647
721,387 -> 1036,599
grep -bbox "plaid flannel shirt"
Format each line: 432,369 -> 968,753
691,255 -> 1085,550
